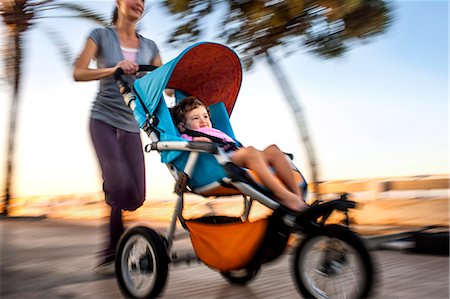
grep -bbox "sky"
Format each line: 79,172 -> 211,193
0,0 -> 448,199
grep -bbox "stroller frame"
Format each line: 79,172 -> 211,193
113,42 -> 375,299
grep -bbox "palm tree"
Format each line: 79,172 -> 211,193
0,0 -> 107,216
161,0 -> 392,199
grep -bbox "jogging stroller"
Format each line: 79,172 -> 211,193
113,42 -> 375,298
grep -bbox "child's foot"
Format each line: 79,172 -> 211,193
283,193 -> 308,213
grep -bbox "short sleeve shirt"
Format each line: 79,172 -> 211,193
88,26 -> 159,132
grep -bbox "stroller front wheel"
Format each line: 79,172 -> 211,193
116,226 -> 169,298
292,225 -> 374,299
220,267 -> 260,285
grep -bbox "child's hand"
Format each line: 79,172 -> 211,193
192,137 -> 212,142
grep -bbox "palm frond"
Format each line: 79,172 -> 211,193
44,26 -> 74,71
27,0 -> 57,7
39,2 -> 108,26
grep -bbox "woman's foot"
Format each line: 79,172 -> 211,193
94,252 -> 115,276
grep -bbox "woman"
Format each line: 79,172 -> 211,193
73,0 -> 160,270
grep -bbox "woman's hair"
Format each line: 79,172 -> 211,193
111,0 -> 145,25
171,96 -> 209,126
111,7 -> 118,25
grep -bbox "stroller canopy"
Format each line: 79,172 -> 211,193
167,42 -> 242,114
132,42 -> 242,166
133,42 -> 242,125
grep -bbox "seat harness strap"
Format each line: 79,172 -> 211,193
183,128 -> 239,152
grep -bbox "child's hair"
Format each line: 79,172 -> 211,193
171,96 -> 210,127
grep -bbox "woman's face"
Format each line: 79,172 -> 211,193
117,0 -> 144,22
181,106 -> 212,131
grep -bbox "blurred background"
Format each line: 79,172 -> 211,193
0,0 -> 448,227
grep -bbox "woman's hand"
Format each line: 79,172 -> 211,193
116,60 -> 139,75
164,88 -> 175,97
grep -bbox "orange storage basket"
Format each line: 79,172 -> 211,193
185,217 -> 268,271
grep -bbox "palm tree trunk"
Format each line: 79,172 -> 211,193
265,51 -> 321,200
2,33 -> 22,216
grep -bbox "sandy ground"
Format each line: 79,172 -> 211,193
349,198 -> 448,227
7,193 -> 449,229
1,218 -> 449,299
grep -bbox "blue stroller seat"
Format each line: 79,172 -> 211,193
131,42 -> 306,200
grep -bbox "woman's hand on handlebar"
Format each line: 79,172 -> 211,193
116,60 -> 139,75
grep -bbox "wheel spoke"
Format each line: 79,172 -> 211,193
294,226 -> 373,299
116,227 -> 168,298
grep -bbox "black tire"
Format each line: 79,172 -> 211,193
293,225 -> 374,299
116,226 -> 169,298
220,267 -> 260,285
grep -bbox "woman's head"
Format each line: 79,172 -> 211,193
171,96 -> 211,132
112,0 -> 145,25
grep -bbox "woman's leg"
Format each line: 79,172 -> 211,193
90,120 -> 145,211
107,205 -> 124,260
116,128 -> 146,211
230,146 -> 304,212
89,119 -> 145,262
263,145 -> 302,196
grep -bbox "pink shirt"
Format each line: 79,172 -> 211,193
121,46 -> 138,62
180,127 -> 235,143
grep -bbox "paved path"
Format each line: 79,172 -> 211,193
1,218 -> 449,298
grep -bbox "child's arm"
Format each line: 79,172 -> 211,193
192,137 -> 212,142
180,133 -> 211,142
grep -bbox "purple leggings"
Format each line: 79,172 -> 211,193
90,118 -> 146,256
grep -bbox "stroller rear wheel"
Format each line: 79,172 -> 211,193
293,225 -> 374,299
116,226 -> 169,298
220,267 -> 260,285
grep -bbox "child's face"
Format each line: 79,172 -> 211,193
182,106 -> 212,131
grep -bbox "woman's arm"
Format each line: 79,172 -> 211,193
151,53 -> 163,67
73,38 -> 138,82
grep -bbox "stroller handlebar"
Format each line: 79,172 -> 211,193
114,65 -> 158,81
114,65 -> 158,109
145,141 -> 220,155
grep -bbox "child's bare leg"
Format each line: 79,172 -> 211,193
231,146 -> 305,212
263,145 -> 302,197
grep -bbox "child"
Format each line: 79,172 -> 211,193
171,96 -> 308,213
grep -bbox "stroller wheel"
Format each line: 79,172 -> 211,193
292,225 -> 374,299
116,226 -> 169,298
220,267 -> 260,285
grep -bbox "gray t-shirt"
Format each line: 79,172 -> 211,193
89,26 -> 159,132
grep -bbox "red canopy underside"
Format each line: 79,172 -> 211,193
167,43 -> 242,115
